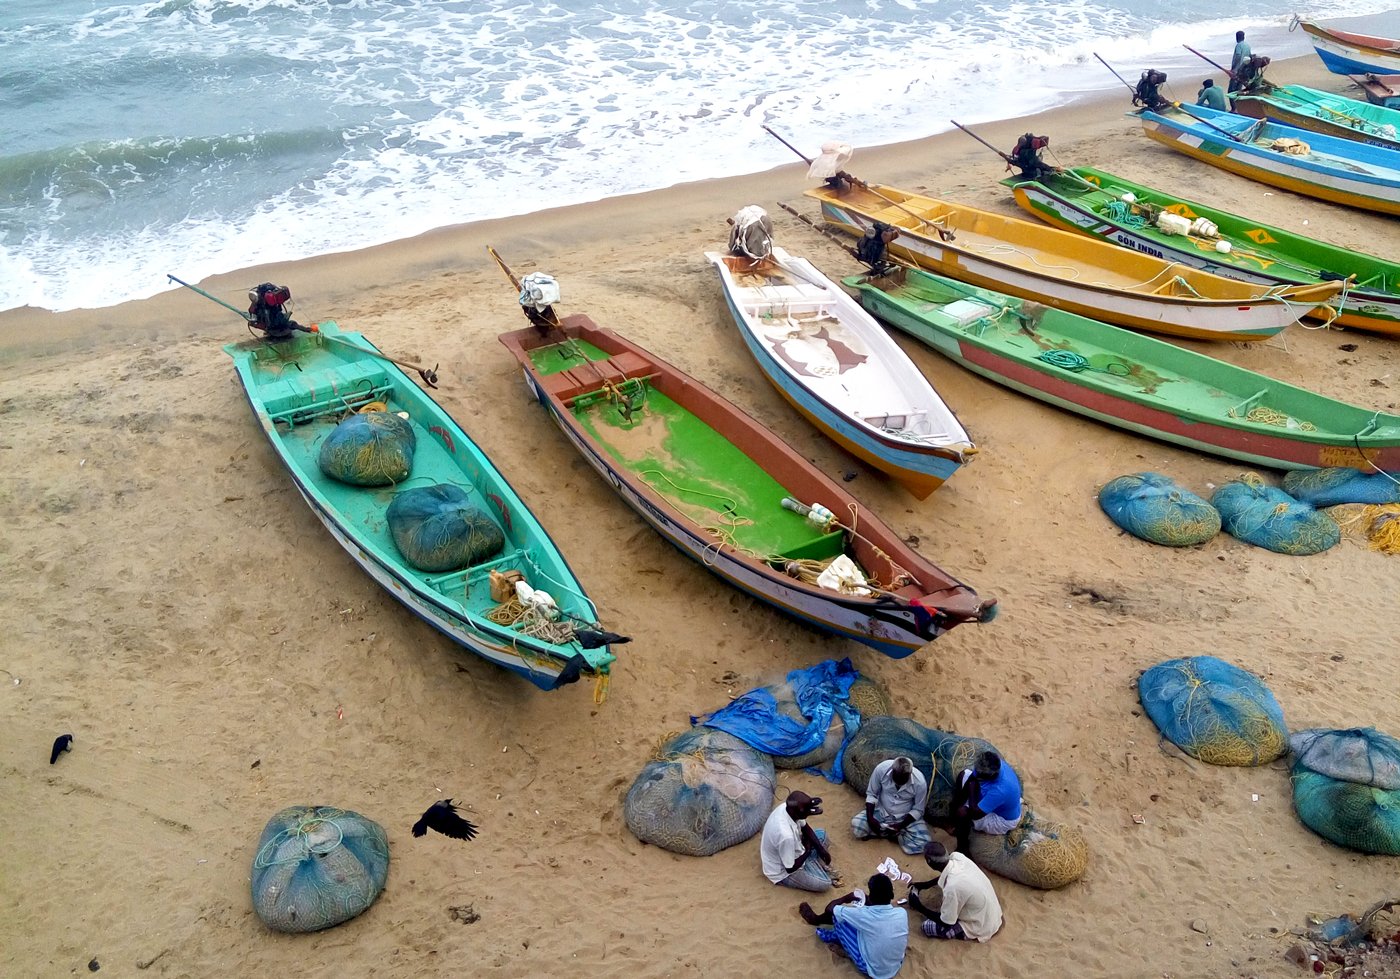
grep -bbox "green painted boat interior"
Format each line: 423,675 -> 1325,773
528,339 -> 845,563
1030,168 -> 1399,292
847,271 -> 1400,439
235,331 -> 607,668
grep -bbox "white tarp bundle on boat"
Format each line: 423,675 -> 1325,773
518,272 -> 561,312
807,140 -> 853,180
728,205 -> 773,260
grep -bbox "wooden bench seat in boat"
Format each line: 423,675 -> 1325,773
263,361 -> 392,422
540,351 -> 655,403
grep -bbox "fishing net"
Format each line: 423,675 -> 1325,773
842,717 -> 999,821
1282,468 -> 1400,508
386,483 -> 505,572
1291,768 -> 1400,855
1211,473 -> 1340,555
1290,728 -> 1400,790
623,728 -> 776,857
251,806 -> 390,933
318,412 -> 416,486
1329,504 -> 1400,555
1098,472 -> 1221,546
967,806 -> 1089,890
1137,655 -> 1287,766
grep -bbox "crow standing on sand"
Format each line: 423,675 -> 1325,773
412,800 -> 480,841
50,734 -> 73,765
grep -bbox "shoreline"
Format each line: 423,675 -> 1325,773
4,42 -> 1400,979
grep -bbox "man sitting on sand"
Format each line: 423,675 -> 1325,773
1196,78 -> 1228,111
762,790 -> 834,892
950,751 -> 1022,855
799,873 -> 908,979
852,756 -> 931,856
907,842 -> 1002,942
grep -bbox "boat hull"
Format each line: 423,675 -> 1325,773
1349,74 -> 1400,109
1139,105 -> 1400,217
846,270 -> 1400,473
811,195 -> 1314,342
1303,23 -> 1400,77
225,325 -> 611,692
1230,92 -> 1400,151
1009,176 -> 1400,336
707,248 -> 973,499
500,317 -> 994,657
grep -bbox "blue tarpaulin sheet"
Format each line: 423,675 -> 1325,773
692,658 -> 862,782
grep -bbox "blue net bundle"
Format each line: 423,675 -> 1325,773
1282,468 -> 1400,507
387,483 -> 506,572
1098,472 -> 1221,546
1290,728 -> 1400,855
1137,656 -> 1287,766
251,806 -> 390,933
318,411 -> 416,486
623,728 -> 776,856
1211,473 -> 1340,555
967,806 -> 1089,890
693,659 -> 890,779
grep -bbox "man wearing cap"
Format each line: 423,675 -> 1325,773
852,756 -> 931,856
908,841 -> 1003,942
761,790 -> 834,892
950,750 -> 1022,855
1196,78 -> 1228,111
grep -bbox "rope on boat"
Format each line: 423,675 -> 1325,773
1036,349 -> 1132,375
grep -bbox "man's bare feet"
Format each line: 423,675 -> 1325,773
798,902 -> 821,925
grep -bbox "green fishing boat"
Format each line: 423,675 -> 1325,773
224,321 -> 617,693
844,266 -> 1400,473
1008,166 -> 1400,336
1232,83 -> 1400,151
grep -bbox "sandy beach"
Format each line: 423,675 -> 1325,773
4,51 -> 1400,978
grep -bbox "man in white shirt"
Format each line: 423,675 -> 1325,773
852,756 -> 931,855
908,842 -> 1002,942
760,790 -> 833,891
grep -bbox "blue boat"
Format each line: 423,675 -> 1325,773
1298,20 -> 1400,77
225,321 -> 616,693
1138,102 -> 1400,216
705,246 -> 975,499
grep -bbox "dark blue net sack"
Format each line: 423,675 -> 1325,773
318,411 -> 416,486
623,728 -> 776,856
1291,768 -> 1400,855
842,716 -> 998,821
1282,468 -> 1400,508
1211,474 -> 1340,555
1137,655 -> 1287,766
1290,728 -> 1400,790
387,483 -> 506,572
251,806 -> 390,933
1098,472 -> 1221,546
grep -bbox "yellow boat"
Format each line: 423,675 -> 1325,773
804,178 -> 1344,343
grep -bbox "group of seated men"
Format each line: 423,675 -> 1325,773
759,751 -> 1021,979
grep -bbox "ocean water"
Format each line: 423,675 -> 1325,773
1,0 -> 1394,313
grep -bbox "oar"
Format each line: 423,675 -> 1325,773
1093,53 -> 1141,98
950,120 -> 1015,166
1183,44 -> 1237,81
761,125 -> 815,166
167,273 -> 255,322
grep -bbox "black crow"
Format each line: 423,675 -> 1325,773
574,629 -> 631,650
50,734 -> 73,765
412,799 -> 479,841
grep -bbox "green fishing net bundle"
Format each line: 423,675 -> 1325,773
318,411 -> 416,486
251,806 -> 390,933
387,483 -> 506,572
1291,728 -> 1400,855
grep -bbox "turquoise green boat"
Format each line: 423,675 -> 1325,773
1007,165 -> 1400,336
844,267 -> 1400,473
1232,84 -> 1400,152
224,321 -> 616,693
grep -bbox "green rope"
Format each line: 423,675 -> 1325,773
1036,349 -> 1131,375
253,808 -> 348,868
1103,200 -> 1147,228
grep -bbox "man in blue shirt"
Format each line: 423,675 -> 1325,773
1196,78 -> 1228,111
950,751 -> 1023,855
1229,30 -> 1251,92
799,874 -> 909,979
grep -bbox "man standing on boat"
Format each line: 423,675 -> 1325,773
852,756 -> 931,856
1196,78 -> 1228,111
1228,30 -> 1251,92
761,790 -> 835,892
